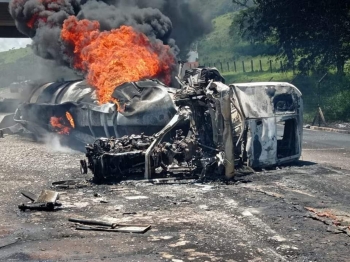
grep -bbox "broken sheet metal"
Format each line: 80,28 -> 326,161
69,218 -> 151,234
230,83 -> 303,168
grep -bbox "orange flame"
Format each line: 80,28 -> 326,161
66,112 -> 75,128
50,117 -> 71,135
27,14 -> 39,29
61,16 -> 175,105
25,0 -> 60,29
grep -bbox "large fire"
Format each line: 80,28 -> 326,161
61,16 -> 175,105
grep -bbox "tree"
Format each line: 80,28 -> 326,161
231,0 -> 350,73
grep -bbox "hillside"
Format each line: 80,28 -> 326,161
0,47 -> 77,88
198,12 -> 236,64
0,46 -> 33,65
195,0 -> 238,19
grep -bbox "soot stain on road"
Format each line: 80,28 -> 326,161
0,135 -> 350,261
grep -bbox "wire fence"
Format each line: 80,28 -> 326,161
198,59 -> 350,124
198,58 -> 293,74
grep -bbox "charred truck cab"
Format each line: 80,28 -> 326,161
230,82 -> 303,169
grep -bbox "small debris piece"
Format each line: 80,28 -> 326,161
69,217 -> 151,234
123,212 -> 137,216
125,196 -> 149,200
52,179 -> 89,189
18,190 -> 61,212
21,191 -> 38,202
69,218 -> 113,227
18,202 -> 56,211
76,225 -> 151,234
36,190 -> 59,203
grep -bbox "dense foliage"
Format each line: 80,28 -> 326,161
231,0 -> 350,74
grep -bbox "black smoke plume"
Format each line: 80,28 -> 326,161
9,0 -> 211,65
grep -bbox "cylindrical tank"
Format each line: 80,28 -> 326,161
14,79 -> 178,142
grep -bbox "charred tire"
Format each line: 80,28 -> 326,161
80,159 -> 88,174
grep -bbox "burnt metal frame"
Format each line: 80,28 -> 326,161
144,107 -> 192,179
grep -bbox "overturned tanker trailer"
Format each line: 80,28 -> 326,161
9,79 -> 177,144
81,68 -> 303,181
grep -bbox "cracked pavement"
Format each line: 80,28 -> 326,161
0,129 -> 350,261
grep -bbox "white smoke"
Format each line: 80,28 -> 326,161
41,133 -> 76,153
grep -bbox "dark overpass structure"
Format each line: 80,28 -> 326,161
0,0 -> 26,38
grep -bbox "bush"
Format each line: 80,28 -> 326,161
323,90 -> 350,121
233,43 -> 279,58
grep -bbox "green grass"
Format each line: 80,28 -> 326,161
222,71 -> 294,84
198,12 -> 278,65
198,12 -> 236,63
0,47 -> 33,65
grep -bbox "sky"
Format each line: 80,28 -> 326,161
0,38 -> 32,52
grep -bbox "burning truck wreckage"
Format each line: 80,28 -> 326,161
4,2 -> 350,260
0,0 -> 303,185
0,65 -> 303,182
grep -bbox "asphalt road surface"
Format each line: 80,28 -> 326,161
302,128 -> 350,169
0,129 -> 350,262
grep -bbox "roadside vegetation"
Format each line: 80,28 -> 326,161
198,0 -> 350,123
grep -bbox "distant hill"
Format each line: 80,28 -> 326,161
0,46 -> 33,65
0,47 -> 77,88
198,12 -> 236,64
196,0 -> 238,19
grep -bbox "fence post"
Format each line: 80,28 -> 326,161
234,61 -> 237,72
242,61 -> 245,73
259,60 -> 262,72
214,63 -> 216,68
209,63 -> 211,67
280,61 -> 283,73
292,62 -> 295,75
269,60 -> 272,73
227,62 -> 230,72
220,62 -> 223,72
251,60 -> 254,72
